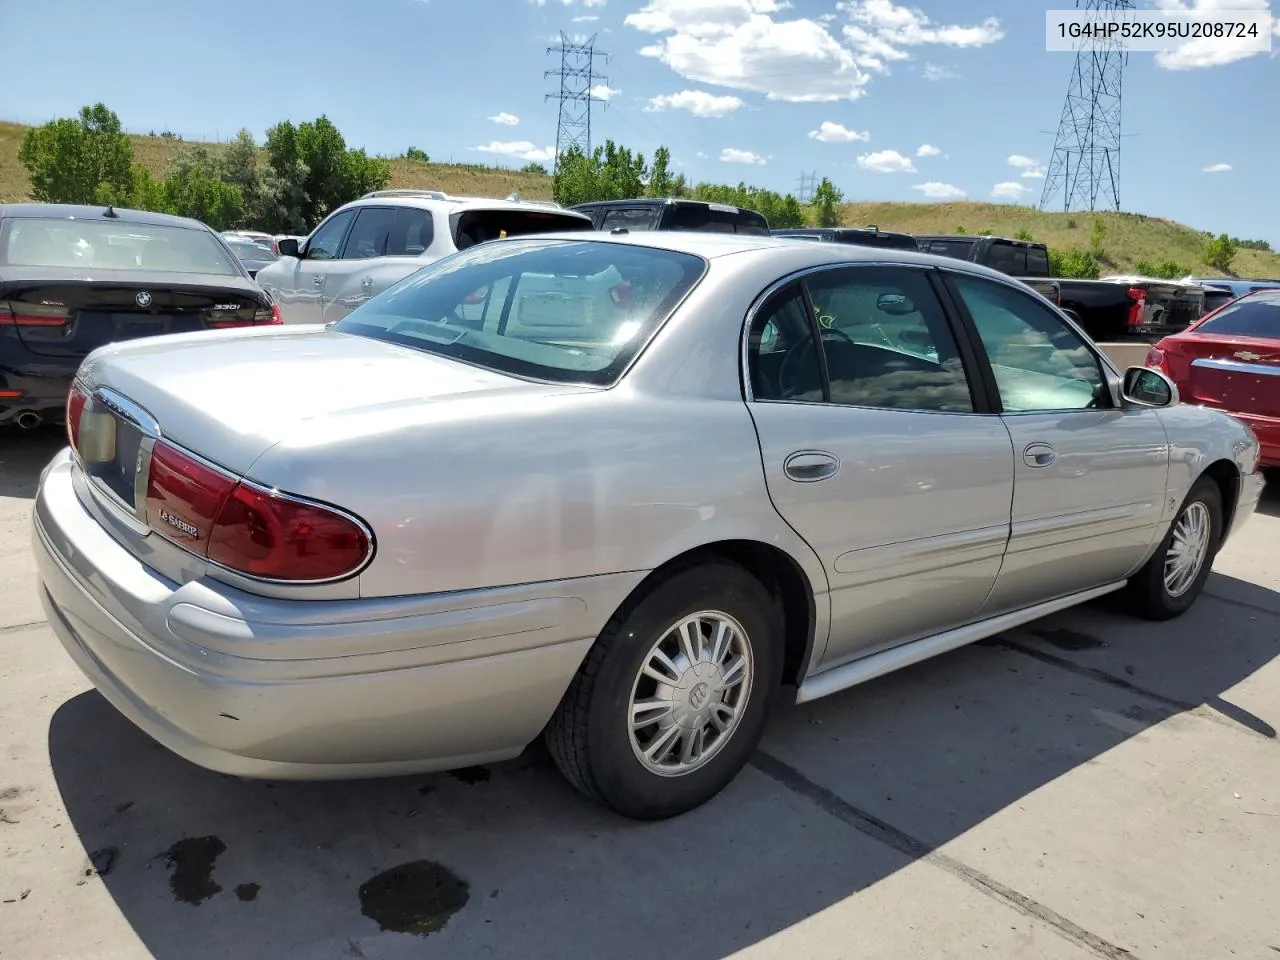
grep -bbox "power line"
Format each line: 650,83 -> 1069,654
1040,0 -> 1133,213
796,171 -> 818,204
545,32 -> 609,170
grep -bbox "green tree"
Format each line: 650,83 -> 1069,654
647,146 -> 674,197
95,163 -> 169,212
520,162 -> 547,175
1089,216 -> 1107,256
18,103 -> 134,204
1202,233 -> 1238,273
264,116 -> 390,232
775,195 -> 806,229
1048,247 -> 1101,279
551,140 -> 650,206
404,146 -> 430,163
812,177 -> 844,227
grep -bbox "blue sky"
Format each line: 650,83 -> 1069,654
5,0 -> 1278,244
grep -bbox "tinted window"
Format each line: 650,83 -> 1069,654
0,218 -> 241,276
952,274 -> 1108,412
1026,246 -> 1049,277
665,205 -> 769,235
452,209 -> 592,250
305,209 -> 356,261
923,238 -> 977,261
1200,290 -> 1235,315
985,242 -> 1026,276
747,285 -> 824,402
342,207 -> 398,259
227,240 -> 278,261
335,239 -> 705,386
388,208 -> 435,256
1195,294 -> 1280,337
806,267 -> 974,412
600,207 -> 659,232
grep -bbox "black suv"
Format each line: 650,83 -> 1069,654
570,198 -> 770,235
771,226 -> 919,251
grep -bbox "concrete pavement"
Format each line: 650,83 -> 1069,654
1,426 -> 1277,960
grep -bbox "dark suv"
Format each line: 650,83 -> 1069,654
771,226 -> 919,251
570,199 -> 770,235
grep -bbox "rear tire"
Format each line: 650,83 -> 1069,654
1119,476 -> 1223,620
545,561 -> 782,820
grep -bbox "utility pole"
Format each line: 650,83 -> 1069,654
545,32 -> 609,172
796,171 -> 818,204
1040,0 -> 1133,212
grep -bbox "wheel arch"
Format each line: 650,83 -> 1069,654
1201,457 -> 1241,531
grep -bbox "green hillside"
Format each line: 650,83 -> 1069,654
2,121 -> 1275,279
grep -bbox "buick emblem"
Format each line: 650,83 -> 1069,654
136,291 -> 152,308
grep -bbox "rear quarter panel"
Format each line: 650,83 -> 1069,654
1155,402 -> 1259,522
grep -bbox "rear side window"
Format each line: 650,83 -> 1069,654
0,217 -> 241,276
1195,295 -> 1280,337
1026,246 -> 1049,276
600,207 -> 659,232
985,242 -> 1027,276
664,205 -> 770,235
342,207 -> 398,259
388,208 -> 435,256
923,238 -> 977,261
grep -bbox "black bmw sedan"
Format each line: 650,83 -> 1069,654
0,203 -> 280,430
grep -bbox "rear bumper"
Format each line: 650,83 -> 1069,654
1228,411 -> 1280,468
33,449 -> 641,779
0,371 -> 71,427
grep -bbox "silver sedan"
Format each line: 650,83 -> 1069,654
32,232 -> 1265,820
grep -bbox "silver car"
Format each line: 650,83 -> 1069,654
32,232 -> 1265,820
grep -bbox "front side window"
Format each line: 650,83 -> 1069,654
334,239 -> 706,386
341,207 -> 398,259
305,209 -> 356,261
0,218 -> 241,276
805,267 -> 975,412
951,273 -> 1109,412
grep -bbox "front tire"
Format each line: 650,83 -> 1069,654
1120,476 -> 1223,620
545,561 -> 782,820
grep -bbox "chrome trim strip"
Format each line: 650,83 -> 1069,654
1191,356 -> 1280,378
796,580 -> 1127,703
833,523 -> 1009,575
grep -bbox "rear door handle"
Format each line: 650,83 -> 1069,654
313,275 -> 324,286
1022,442 -> 1056,468
783,451 -> 839,482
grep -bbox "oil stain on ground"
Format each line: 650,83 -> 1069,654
449,766 -> 491,785
235,882 -> 260,902
359,860 -> 470,936
163,836 -> 226,905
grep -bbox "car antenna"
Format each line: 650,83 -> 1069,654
103,205 -> 119,219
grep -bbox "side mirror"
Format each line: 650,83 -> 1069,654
277,237 -> 301,258
1122,366 -> 1178,407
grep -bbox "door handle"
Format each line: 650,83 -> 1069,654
313,275 -> 324,286
783,451 -> 839,482
360,275 -> 374,288
1022,442 -> 1056,468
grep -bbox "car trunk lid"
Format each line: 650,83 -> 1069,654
1172,334 -> 1280,418
1,267 -> 268,359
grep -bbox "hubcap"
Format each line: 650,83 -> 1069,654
1164,500 -> 1211,598
627,610 -> 754,777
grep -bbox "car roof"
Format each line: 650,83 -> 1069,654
507,229 -> 1024,280
343,193 -> 589,219
0,202 -> 211,230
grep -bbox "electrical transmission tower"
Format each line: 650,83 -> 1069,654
545,33 -> 609,170
796,171 -> 818,204
1040,0 -> 1133,213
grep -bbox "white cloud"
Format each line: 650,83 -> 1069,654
589,83 -> 621,101
921,62 -> 958,81
1152,0 -> 1276,69
530,0 -> 606,6
856,148 -> 915,173
645,89 -> 745,117
472,140 -> 556,162
721,147 -> 768,164
991,180 -> 1031,200
572,15 -> 600,22
1202,162 -> 1232,173
913,181 -> 965,199
915,143 -> 941,157
808,121 -> 871,143
624,0 -> 1003,103
487,112 -> 520,126
1007,153 -> 1046,179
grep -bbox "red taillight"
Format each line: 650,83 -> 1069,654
144,440 -> 371,582
0,302 -> 70,326
66,382 -> 88,450
1126,286 -> 1147,330
1144,346 -> 1165,370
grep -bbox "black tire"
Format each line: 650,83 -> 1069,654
545,561 -> 783,820
1119,476 -> 1223,620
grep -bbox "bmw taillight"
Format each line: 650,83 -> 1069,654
0,302 -> 70,327
144,441 -> 372,582
210,304 -> 283,329
66,382 -> 89,451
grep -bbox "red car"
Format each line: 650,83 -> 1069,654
1146,289 -> 1280,468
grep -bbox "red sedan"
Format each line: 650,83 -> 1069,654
1146,289 -> 1280,467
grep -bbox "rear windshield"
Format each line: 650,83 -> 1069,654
665,204 -> 770,235
227,240 -> 277,261
334,238 -> 707,386
1195,295 -> 1280,338
452,209 -> 592,250
985,242 -> 1027,275
922,238 -> 978,261
838,232 -> 919,251
0,217 -> 242,276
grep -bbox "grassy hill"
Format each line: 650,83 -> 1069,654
3,121 -> 1276,279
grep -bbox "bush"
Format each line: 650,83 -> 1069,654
404,146 -> 429,163
1048,247 -> 1101,279
1014,229 -> 1034,241
954,225 -> 967,234
1089,216 -> 1106,256
1133,258 -> 1189,280
1202,233 -> 1238,273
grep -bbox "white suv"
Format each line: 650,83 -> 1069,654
255,190 -> 593,324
